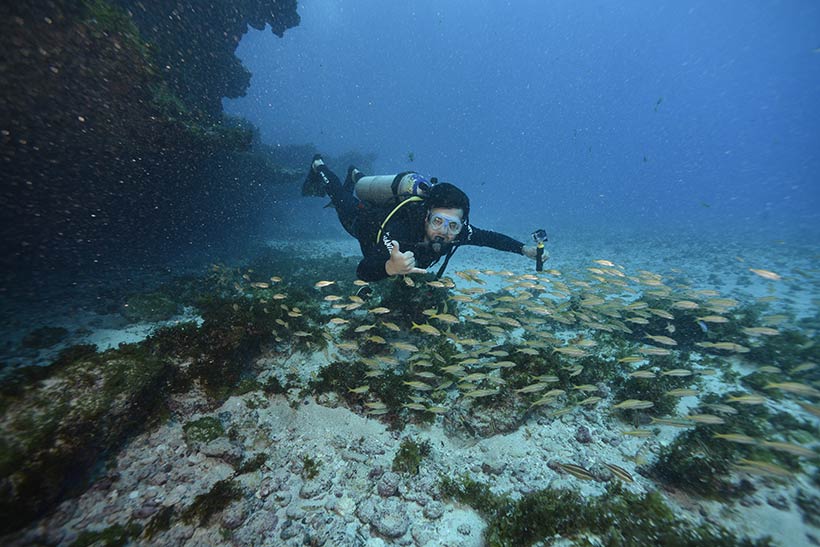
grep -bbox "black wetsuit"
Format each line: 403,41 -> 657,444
319,165 -> 526,282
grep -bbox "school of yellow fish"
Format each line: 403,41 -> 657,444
248,259 -> 818,482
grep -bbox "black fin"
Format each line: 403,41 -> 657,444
301,154 -> 327,197
302,170 -> 327,197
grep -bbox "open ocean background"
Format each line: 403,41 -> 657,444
226,0 -> 820,246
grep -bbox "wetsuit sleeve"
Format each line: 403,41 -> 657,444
463,225 -> 525,254
357,243 -> 391,281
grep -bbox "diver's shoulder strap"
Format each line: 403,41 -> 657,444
375,196 -> 424,244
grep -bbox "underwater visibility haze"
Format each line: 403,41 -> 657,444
226,0 -> 820,241
1,1 -> 819,546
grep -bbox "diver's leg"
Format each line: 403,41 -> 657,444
332,167 -> 366,237
329,174 -> 362,238
343,166 -> 364,192
304,155 -> 360,237
321,166 -> 358,216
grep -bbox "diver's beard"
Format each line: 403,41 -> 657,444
430,236 -> 448,254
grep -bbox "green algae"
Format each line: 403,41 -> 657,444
610,358 -> 695,418
148,322 -> 201,359
69,522 -> 142,547
243,247 -> 359,294
739,370 -> 784,399
3,0 -> 302,278
148,285 -> 329,400
151,81 -> 189,119
651,392 -> 812,498
378,273 -> 454,328
309,360 -> 414,428
143,506 -> 174,540
122,292 -> 182,323
245,393 -> 269,409
236,453 -> 268,474
796,489 -> 820,527
183,417 -> 225,444
652,427 -> 739,499
262,374 -> 287,394
181,480 -> 242,526
311,360 -> 368,398
488,488 -> 587,546
232,378 -> 263,396
586,485 -> 772,547
81,0 -> 245,145
302,455 -> 321,480
392,437 -> 431,475
0,343 -> 171,534
746,329 -> 812,367
439,474 -> 773,547
0,345 -> 98,411
81,0 -> 259,152
82,0 -> 151,62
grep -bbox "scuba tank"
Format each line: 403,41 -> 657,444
355,172 -> 433,206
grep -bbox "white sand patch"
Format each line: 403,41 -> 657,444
79,308 -> 202,351
431,508 -> 486,547
694,481 -> 818,547
257,397 -> 392,445
0,307 -> 202,370
82,322 -> 161,350
732,502 -> 813,546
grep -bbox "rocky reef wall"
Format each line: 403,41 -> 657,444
113,0 -> 299,118
0,0 -> 301,291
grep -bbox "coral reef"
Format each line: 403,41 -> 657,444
0,344 -> 171,534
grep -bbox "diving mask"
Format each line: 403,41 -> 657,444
428,212 -> 464,235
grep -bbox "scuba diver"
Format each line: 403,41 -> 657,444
302,155 -> 543,282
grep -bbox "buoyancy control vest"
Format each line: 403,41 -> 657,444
355,172 -> 461,279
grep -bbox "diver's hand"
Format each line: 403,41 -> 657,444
522,245 -> 546,261
385,241 -> 427,276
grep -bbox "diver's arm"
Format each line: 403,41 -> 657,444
357,252 -> 391,282
358,240 -> 425,281
462,225 -> 526,254
358,211 -> 427,281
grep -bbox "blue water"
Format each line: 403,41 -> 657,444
225,0 -> 820,242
